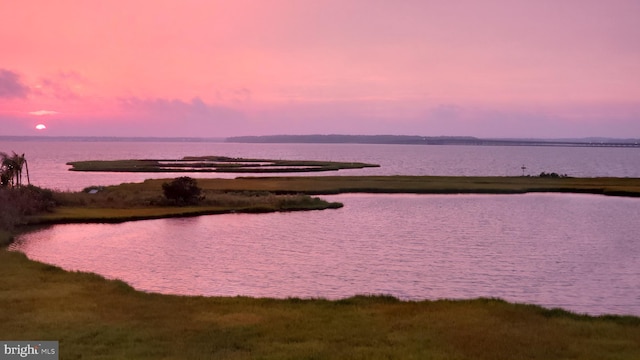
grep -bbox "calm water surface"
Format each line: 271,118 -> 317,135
2,140 -> 640,190
11,193 -> 640,316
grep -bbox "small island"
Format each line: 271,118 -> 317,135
67,156 -> 380,173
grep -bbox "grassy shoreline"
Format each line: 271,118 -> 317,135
19,175 -> 640,226
28,200 -> 343,226
185,175 -> 640,197
1,249 -> 639,359
3,175 -> 640,359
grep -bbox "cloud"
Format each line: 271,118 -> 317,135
0,69 -> 29,98
29,110 -> 59,116
117,96 -> 247,137
414,102 -> 640,139
33,71 -> 86,100
120,96 -> 241,119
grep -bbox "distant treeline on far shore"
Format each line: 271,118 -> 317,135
226,134 -> 640,147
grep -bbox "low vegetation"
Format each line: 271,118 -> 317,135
1,176 -> 342,236
4,175 -> 638,227
67,156 -> 380,173
538,171 -> 569,178
1,249 -> 638,359
142,175 -> 640,197
161,176 -> 204,205
0,185 -> 55,245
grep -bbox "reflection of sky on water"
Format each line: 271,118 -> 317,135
11,193 -> 640,317
4,140 -> 640,190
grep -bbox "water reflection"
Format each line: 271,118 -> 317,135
11,193 -> 640,316
6,140 -> 640,191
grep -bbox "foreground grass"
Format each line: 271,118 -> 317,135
1,249 -> 638,359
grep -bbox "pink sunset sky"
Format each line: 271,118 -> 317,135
1,0 -> 639,138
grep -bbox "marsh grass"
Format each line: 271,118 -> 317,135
173,175 -> 640,196
0,186 -> 56,232
67,157 -> 380,173
23,175 -> 640,225
1,249 -> 638,359
53,183 -> 336,209
52,176 -> 640,204
33,183 -> 341,224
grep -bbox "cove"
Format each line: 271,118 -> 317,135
11,193 -> 640,316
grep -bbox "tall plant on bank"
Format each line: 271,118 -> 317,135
0,152 -> 30,188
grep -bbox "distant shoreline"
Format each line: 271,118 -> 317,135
0,135 -> 226,142
3,134 -> 640,147
226,134 -> 640,147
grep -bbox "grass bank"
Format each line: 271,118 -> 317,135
22,175 -> 640,225
25,185 -> 341,225
138,175 -> 640,197
1,249 -> 638,359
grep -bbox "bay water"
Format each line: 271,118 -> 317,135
3,139 -> 640,315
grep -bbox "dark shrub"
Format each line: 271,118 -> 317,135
162,177 -> 203,205
0,185 -> 56,231
539,172 -> 568,178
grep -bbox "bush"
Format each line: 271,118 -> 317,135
161,177 -> 203,205
539,172 -> 569,178
0,185 -> 56,231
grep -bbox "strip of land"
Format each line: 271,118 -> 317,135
227,134 -> 640,147
23,175 -> 640,225
142,175 -> 640,196
67,156 -> 379,173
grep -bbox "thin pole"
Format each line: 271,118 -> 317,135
25,158 -> 30,186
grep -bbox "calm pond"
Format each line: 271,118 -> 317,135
11,193 -> 640,316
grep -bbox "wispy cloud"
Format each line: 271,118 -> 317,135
0,69 -> 29,98
119,96 -> 243,119
29,110 -> 59,116
34,71 -> 85,99
117,96 -> 248,136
